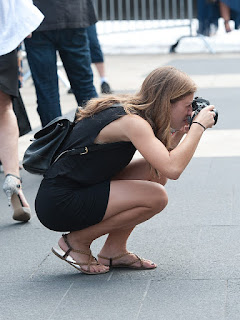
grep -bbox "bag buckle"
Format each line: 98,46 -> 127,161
80,147 -> 88,155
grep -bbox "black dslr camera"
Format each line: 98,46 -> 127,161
188,97 -> 218,126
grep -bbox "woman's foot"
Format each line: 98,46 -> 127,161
3,174 -> 31,222
58,234 -> 109,274
97,250 -> 157,269
17,188 -> 30,208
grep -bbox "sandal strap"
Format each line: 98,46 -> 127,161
62,233 -> 91,259
62,234 -> 99,272
126,253 -> 144,267
74,256 -> 99,268
5,173 -> 22,183
98,252 -> 142,267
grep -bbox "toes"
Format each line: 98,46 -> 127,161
91,265 -> 109,274
81,263 -> 109,274
141,259 -> 157,269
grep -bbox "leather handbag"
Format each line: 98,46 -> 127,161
23,117 -> 74,175
23,116 -> 100,175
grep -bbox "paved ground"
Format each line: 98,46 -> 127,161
1,51 -> 240,320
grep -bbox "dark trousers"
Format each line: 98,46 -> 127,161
87,24 -> 104,63
25,28 -> 97,127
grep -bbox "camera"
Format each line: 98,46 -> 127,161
188,97 -> 218,126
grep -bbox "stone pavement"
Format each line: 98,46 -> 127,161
1,52 -> 240,320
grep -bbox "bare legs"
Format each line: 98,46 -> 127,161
0,91 -> 19,175
58,159 -> 168,273
219,1 -> 232,32
0,90 -> 29,208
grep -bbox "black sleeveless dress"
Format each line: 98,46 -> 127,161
35,106 -> 136,232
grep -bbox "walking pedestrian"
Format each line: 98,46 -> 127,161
24,0 -> 98,127
0,0 -> 43,221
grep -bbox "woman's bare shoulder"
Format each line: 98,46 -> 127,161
96,113 -> 153,144
120,114 -> 152,129
120,114 -> 154,138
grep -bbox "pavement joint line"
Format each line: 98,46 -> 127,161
135,279 -> 152,320
47,282 -> 74,320
28,252 -> 52,280
107,270 -> 114,281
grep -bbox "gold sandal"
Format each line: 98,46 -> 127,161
97,252 -> 157,270
52,234 -> 109,275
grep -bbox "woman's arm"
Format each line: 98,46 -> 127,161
121,106 -> 215,180
169,125 -> 189,150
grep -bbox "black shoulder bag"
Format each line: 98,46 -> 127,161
22,117 -> 90,175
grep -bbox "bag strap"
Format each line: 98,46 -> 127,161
52,144 -> 101,164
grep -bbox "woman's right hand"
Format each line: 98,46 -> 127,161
193,105 -> 216,129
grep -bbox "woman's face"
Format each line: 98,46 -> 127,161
170,93 -> 194,130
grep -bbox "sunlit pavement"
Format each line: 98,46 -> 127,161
1,38 -> 240,319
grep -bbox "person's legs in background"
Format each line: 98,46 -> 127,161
87,24 -> 112,94
219,1 -> 232,32
59,28 -> 98,107
67,24 -> 112,95
24,31 -> 61,127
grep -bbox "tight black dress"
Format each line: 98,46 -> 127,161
35,106 -> 136,232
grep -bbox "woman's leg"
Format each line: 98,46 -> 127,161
0,90 -> 29,208
112,157 -> 168,185
98,158 -> 167,267
0,91 -> 19,175
59,159 -> 168,272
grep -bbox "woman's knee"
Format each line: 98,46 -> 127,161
147,184 -> 168,214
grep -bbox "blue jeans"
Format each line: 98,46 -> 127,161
87,24 -> 104,63
24,28 -> 97,127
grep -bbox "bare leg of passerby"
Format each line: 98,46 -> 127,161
219,1 -> 232,32
0,91 -> 19,176
0,90 -> 30,220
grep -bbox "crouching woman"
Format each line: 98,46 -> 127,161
35,66 -> 215,275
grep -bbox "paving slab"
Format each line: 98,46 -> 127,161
1,52 -> 240,320
138,280 -> 227,320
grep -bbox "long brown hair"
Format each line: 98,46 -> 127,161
75,66 -> 197,150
